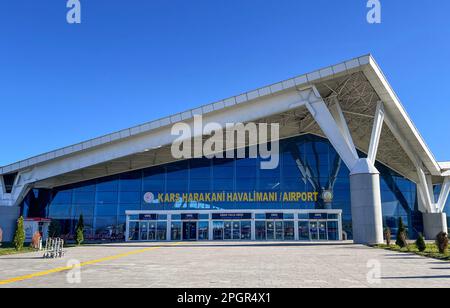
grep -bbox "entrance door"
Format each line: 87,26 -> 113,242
309,221 -> 328,241
275,221 -> 284,240
139,222 -> 149,241
318,221 -> 327,240
213,221 -> 224,240
183,222 -> 197,241
266,221 -> 275,240
148,222 -> 157,241
309,221 -> 319,241
232,221 -> 241,240
224,221 -> 233,240
266,221 -> 284,241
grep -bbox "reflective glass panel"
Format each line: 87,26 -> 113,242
213,221 -> 224,240
198,221 -> 209,241
171,222 -> 182,241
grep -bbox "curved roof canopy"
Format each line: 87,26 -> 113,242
0,55 -> 447,192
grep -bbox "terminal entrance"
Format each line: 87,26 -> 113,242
266,221 -> 284,240
126,210 -> 342,242
213,220 -> 252,240
183,222 -> 197,241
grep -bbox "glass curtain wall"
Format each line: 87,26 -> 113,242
21,134 -> 424,240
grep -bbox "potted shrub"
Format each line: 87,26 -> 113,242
435,232 -> 449,254
416,233 -> 426,252
384,227 -> 391,246
395,217 -> 408,248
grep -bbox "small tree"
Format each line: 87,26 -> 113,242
13,216 -> 25,251
395,217 -> 408,248
416,233 -> 426,252
435,232 -> 449,254
48,220 -> 61,238
75,215 -> 84,246
384,227 -> 391,246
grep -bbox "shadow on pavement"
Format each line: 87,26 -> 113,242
382,275 -> 450,280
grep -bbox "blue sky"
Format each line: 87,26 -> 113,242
1,0 -> 449,166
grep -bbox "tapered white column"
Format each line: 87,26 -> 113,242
350,159 -> 384,245
423,213 -> 448,240
304,88 -> 384,245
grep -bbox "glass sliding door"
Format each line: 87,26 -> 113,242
148,222 -> 157,241
157,221 -> 167,241
241,221 -> 252,240
213,221 -> 224,240
275,221 -> 284,240
309,221 -> 319,241
318,221 -> 327,240
139,222 -> 148,241
183,222 -> 197,241
298,221 -> 309,241
255,221 -> 266,240
198,221 -> 209,241
266,221 -> 275,240
232,221 -> 241,240
224,221 -> 232,240
284,221 -> 295,240
171,221 -> 182,241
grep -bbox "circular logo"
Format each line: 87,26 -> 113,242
322,190 -> 334,203
143,192 -> 155,204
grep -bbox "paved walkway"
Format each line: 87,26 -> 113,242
0,242 -> 449,288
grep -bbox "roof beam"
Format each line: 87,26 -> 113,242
383,110 -> 422,177
303,87 -> 359,170
416,166 -> 437,213
437,177 -> 450,212
367,101 -> 385,164
329,98 -> 359,160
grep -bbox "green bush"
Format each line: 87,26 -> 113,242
384,227 -> 392,246
48,220 -> 61,238
435,232 -> 449,254
415,233 -> 426,252
395,217 -> 408,248
75,215 -> 84,246
13,217 -> 25,251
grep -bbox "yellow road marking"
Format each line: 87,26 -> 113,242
0,243 -> 180,286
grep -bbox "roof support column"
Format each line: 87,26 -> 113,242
416,166 -> 438,213
303,88 -> 383,244
417,174 -> 449,239
419,176 -> 450,240
367,102 -> 385,164
302,88 -> 359,171
347,100 -> 385,245
437,177 -> 450,213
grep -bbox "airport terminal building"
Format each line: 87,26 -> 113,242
0,55 -> 449,245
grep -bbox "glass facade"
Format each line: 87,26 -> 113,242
434,185 -> 450,234
20,134 -> 430,241
126,210 -> 341,241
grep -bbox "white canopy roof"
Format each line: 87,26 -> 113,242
0,55 -> 447,186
